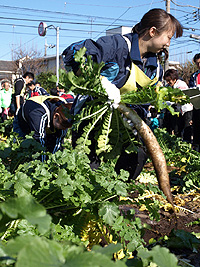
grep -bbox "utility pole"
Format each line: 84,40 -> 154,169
56,26 -> 59,86
165,0 -> 170,72
38,22 -> 60,86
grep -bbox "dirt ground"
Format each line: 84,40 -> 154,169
135,197 -> 200,266
126,162 -> 200,267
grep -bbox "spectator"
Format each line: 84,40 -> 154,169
0,81 -> 12,122
12,72 -> 34,115
57,86 -> 65,96
35,81 -> 41,87
148,107 -> 159,132
50,87 -> 74,106
189,53 -> 200,150
27,81 -> 49,98
62,8 -> 183,179
50,87 -> 58,96
164,69 -> 193,143
189,53 -> 200,88
13,95 -> 72,161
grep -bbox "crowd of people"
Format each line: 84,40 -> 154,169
1,8 -> 200,178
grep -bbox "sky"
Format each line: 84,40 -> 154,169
0,0 -> 200,64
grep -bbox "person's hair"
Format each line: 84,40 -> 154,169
23,71 -> 34,80
50,87 -> 58,96
132,8 -> 183,39
35,80 -> 41,86
163,68 -> 179,81
1,80 -> 10,88
27,80 -> 35,87
193,53 -> 200,63
157,48 -> 169,61
54,104 -> 72,128
150,107 -> 158,118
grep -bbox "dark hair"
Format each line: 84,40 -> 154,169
54,104 -> 72,128
150,107 -> 158,118
163,69 -> 178,81
193,53 -> 200,63
132,8 -> 183,38
50,87 -> 58,96
157,48 -> 169,61
23,71 -> 34,80
1,80 -> 10,87
27,80 -> 35,87
35,81 -> 41,86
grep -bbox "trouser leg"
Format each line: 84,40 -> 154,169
115,147 -> 148,181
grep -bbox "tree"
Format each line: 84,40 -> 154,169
178,60 -> 198,85
12,43 -> 46,77
36,71 -> 56,93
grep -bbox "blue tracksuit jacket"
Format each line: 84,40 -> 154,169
17,99 -> 67,154
62,32 -> 163,88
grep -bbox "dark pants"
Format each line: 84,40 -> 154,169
71,97 -> 148,180
13,115 -> 26,138
72,126 -> 147,181
182,110 -> 193,143
193,108 -> 200,145
115,147 -> 148,181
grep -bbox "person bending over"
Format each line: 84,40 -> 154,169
13,95 -> 72,160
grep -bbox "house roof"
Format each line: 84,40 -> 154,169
0,60 -> 14,72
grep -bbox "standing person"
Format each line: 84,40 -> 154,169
0,81 -> 12,122
50,87 -> 74,105
27,81 -> 49,98
189,53 -> 200,88
164,69 -> 193,143
35,81 -> 41,87
148,107 -> 159,132
13,71 -> 34,115
189,53 -> 200,150
62,8 -> 183,179
13,95 -> 72,161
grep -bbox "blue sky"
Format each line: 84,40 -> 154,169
0,0 -> 199,64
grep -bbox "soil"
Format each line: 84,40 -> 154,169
120,162 -> 200,266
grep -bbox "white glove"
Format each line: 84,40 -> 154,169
101,76 -> 121,109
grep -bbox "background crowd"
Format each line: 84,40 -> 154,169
1,52 -> 200,150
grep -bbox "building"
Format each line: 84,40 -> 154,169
0,60 -> 15,85
42,54 -> 64,72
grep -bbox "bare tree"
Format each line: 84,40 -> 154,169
12,43 -> 46,77
178,60 -> 198,85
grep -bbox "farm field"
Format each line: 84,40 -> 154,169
0,120 -> 199,267
0,50 -> 199,266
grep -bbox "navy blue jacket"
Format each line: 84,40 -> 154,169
189,70 -> 200,88
17,99 -> 67,154
62,32 -> 163,89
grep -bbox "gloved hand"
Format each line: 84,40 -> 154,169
101,76 -> 121,109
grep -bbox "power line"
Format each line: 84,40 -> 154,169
170,0 -> 200,10
0,15 -> 135,27
0,4 -> 136,23
94,7 -> 132,39
0,36 -> 38,59
0,22 -> 125,34
56,1 -> 164,9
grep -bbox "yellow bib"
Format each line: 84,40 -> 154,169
120,35 -> 160,94
120,62 -> 158,94
28,95 -> 66,104
23,95 -> 67,128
